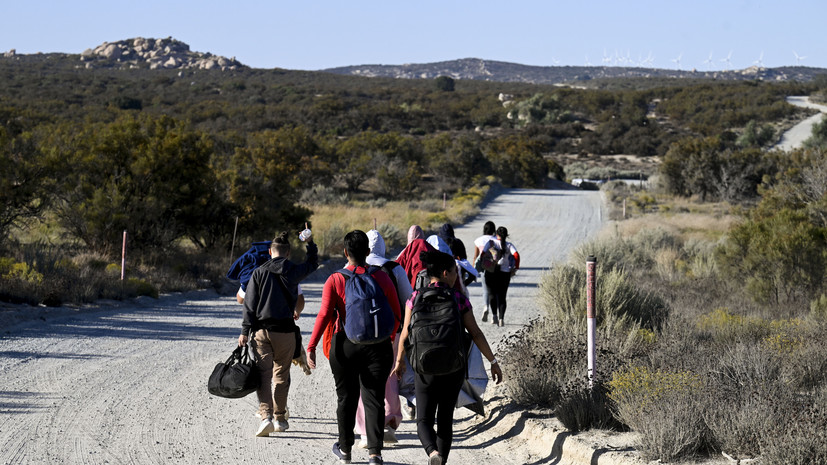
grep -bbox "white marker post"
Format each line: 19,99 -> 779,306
586,255 -> 597,388
121,231 -> 127,281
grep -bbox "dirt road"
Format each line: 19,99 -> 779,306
0,188 -> 605,465
775,96 -> 827,151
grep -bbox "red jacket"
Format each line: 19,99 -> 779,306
307,264 -> 401,359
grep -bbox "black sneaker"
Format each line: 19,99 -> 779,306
368,456 -> 384,465
332,442 -> 351,464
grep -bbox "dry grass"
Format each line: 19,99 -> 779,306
304,184 -> 490,256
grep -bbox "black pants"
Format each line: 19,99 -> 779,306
485,269 -> 512,321
414,368 -> 466,462
329,331 -> 393,456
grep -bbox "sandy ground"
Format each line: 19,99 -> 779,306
775,96 -> 827,151
0,188 -> 609,465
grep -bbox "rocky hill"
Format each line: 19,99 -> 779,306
3,37 -> 244,71
322,57 -> 827,85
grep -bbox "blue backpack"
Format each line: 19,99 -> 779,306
337,267 -> 395,344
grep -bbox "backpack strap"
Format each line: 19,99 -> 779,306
380,261 -> 400,292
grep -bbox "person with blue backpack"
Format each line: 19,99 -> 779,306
306,230 -> 402,465
393,250 -> 503,465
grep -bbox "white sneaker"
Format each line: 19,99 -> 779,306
383,427 -> 398,444
402,403 -> 416,420
273,420 -> 289,432
357,435 -> 368,449
256,418 -> 275,437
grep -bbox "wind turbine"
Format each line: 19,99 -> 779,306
793,51 -> 806,65
753,51 -> 764,68
672,52 -> 683,70
602,49 -> 612,66
585,55 -> 592,66
551,57 -> 560,65
720,50 -> 733,71
643,51 -> 654,67
703,52 -> 714,70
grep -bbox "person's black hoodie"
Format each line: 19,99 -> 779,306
438,223 -> 467,260
241,242 -> 318,335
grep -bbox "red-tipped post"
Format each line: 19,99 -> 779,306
586,255 -> 597,388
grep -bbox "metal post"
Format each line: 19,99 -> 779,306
443,192 -> 447,209
623,198 -> 627,219
586,255 -> 597,388
121,231 -> 127,281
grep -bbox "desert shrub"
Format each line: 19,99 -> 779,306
501,314 -> 642,433
319,223 -> 347,257
696,308 -> 772,344
499,319 -> 579,407
375,223 -> 404,252
810,293 -> 827,320
760,405 -> 827,465
570,227 -> 680,276
126,277 -> 158,298
701,388 -> 777,460
538,263 -> 668,333
300,184 -> 349,205
682,238 -> 718,279
608,366 -> 710,462
654,247 -> 681,281
555,381 -> 624,433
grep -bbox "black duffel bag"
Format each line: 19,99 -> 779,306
208,345 -> 259,398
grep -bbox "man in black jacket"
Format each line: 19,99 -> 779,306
238,231 -> 318,437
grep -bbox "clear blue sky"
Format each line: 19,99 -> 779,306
2,0 -> 825,71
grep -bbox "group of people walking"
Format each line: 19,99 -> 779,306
234,220 -> 517,464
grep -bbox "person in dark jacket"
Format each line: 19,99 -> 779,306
438,223 -> 467,261
238,231 -> 318,437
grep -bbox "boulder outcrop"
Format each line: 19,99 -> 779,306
80,37 -> 243,71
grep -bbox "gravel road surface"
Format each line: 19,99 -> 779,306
775,96 -> 827,151
0,187 -> 605,465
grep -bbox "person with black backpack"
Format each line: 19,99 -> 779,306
306,230 -> 401,465
392,250 -> 503,465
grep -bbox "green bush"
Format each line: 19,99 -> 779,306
126,277 -> 158,298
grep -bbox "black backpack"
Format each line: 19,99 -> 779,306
413,268 -> 430,291
405,286 -> 466,375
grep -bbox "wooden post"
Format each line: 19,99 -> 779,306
229,216 -> 239,265
120,231 -> 127,281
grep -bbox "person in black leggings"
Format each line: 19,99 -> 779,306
393,250 -> 503,465
483,226 -> 519,327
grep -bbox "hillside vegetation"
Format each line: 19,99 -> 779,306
1,49 -> 826,306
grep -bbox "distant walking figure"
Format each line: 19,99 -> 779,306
472,221 -> 497,321
393,250 -> 503,465
481,226 -> 519,326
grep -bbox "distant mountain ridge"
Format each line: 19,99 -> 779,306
3,38 -> 825,84
321,57 -> 827,85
